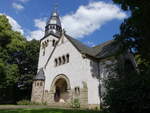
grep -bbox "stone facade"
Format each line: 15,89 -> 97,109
31,80 -> 45,103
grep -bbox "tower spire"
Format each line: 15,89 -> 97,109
45,4 -> 62,37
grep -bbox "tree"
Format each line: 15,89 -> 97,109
0,15 -> 40,103
16,39 -> 40,101
103,1 -> 150,113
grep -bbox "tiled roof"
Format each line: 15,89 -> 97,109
65,34 -> 119,59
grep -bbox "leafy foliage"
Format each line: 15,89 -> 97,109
71,98 -> 80,108
0,15 -> 40,104
17,100 -> 40,105
103,1 -> 150,113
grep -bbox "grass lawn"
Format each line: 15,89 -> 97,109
0,108 -> 102,113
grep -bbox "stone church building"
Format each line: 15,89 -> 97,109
31,10 -> 136,108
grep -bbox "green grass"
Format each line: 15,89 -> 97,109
0,108 -> 102,113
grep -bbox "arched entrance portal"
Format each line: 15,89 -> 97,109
50,75 -> 71,103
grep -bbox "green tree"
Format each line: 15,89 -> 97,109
0,15 -> 40,103
16,39 -> 40,100
103,1 -> 150,113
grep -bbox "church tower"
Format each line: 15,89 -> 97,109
37,10 -> 62,69
45,10 -> 62,37
31,10 -> 63,103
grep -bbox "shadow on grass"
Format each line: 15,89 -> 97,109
0,108 -> 103,113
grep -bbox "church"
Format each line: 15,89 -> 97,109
31,10 -> 136,109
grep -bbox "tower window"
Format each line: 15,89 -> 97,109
40,82 -> 43,86
52,40 -> 55,46
43,50 -> 45,56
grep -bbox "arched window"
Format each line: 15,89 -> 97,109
58,57 -> 61,65
66,54 -> 69,63
54,59 -> 58,66
75,87 -> 80,95
52,40 -> 55,46
62,56 -> 66,64
40,82 -> 43,86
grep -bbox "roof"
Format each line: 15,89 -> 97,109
34,68 -> 45,80
46,11 -> 61,27
65,34 -> 119,59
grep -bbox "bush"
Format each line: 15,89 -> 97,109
71,98 -> 80,108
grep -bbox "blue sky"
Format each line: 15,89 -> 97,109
0,0 -> 127,47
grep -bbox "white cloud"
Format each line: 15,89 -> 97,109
0,13 -> 24,35
34,19 -> 46,30
12,2 -> 24,10
85,41 -> 95,47
61,1 -> 127,38
26,18 -> 46,40
26,1 -> 127,40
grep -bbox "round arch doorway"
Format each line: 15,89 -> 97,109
51,75 -> 71,103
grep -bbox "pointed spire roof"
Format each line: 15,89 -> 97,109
46,10 -> 61,27
45,8 -> 62,37
34,68 -> 45,80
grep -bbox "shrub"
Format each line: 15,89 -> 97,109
71,98 -> 80,108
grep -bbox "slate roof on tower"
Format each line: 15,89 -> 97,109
46,11 -> 61,27
45,10 -> 62,37
34,68 -> 45,80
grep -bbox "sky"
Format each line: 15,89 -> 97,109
0,0 -> 127,47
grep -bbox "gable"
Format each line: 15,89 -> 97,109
44,34 -> 84,68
